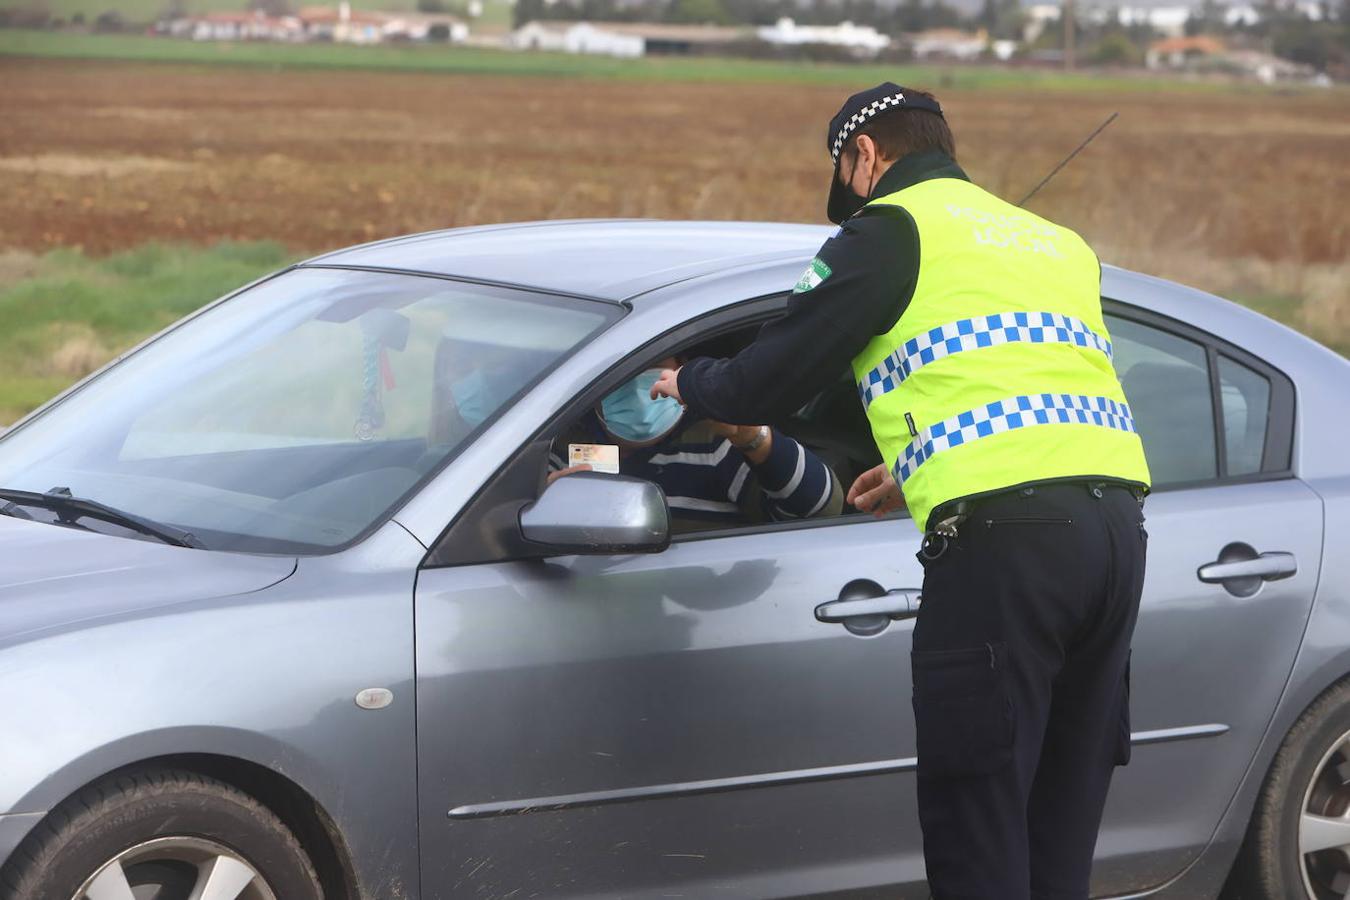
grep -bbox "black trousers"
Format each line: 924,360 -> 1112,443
912,481 -> 1146,900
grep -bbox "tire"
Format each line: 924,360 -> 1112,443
1226,679 -> 1350,900
0,767 -> 322,900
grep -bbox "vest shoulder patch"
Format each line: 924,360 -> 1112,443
793,257 -> 833,294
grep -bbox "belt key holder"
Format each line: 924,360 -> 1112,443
918,532 -> 949,561
919,502 -> 968,562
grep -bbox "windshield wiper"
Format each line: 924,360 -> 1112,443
1,500 -> 33,521
0,487 -> 206,549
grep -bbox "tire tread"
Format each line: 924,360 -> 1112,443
0,766 -> 320,900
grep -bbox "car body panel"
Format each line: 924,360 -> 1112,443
415,513 -> 930,898
0,521 -> 426,899
1094,477 -> 1323,893
0,515 -> 296,648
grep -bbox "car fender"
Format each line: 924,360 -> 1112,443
0,521 -> 424,899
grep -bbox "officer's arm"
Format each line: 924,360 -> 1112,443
676,207 -> 919,425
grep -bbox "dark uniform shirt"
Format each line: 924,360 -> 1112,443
677,150 -> 970,425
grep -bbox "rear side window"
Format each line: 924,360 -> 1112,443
1105,308 -> 1293,489
1109,317 -> 1217,485
1218,355 -> 1271,477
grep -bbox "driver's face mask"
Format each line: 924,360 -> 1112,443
449,369 -> 497,426
598,369 -> 685,445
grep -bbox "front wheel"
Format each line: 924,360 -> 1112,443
1226,679 -> 1350,899
0,768 -> 322,900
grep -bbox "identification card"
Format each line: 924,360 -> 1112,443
568,443 -> 620,474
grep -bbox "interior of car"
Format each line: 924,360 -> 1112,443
545,321 -> 888,534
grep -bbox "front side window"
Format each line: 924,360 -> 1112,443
0,268 -> 617,554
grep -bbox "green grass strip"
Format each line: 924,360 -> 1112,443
0,29 -> 1292,92
0,240 -> 296,426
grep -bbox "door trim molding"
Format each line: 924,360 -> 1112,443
446,724 -> 1228,820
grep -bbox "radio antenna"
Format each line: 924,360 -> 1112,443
1016,112 -> 1119,208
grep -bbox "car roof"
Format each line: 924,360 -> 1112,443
303,219 -> 832,302
301,219 -> 1340,379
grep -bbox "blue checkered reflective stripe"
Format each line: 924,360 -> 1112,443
858,312 -> 1113,409
892,394 -> 1136,485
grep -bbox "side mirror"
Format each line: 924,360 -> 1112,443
519,472 -> 670,555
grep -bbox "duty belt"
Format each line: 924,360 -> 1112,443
925,479 -> 1146,533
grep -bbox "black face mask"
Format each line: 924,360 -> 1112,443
829,152 -> 872,224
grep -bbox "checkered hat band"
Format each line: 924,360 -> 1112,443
831,92 -> 908,165
858,312 -> 1113,410
891,393 -> 1137,486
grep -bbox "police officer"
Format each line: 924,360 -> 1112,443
651,83 -> 1151,899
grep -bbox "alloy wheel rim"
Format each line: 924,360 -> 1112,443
1300,726 -> 1350,899
71,835 -> 276,900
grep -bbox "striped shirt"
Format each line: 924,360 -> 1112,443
550,419 -> 843,531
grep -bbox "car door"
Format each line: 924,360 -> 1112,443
1088,305 -> 1323,895
412,301 -> 934,898
415,517 -> 932,898
411,293 -> 1322,899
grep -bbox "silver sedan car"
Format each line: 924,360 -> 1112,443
0,220 -> 1346,900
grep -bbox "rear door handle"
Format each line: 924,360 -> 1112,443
1197,543 -> 1297,597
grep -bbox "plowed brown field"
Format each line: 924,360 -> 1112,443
1,57 -> 1347,341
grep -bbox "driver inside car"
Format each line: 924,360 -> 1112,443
547,357 -> 844,533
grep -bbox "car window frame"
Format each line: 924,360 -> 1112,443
423,294 -> 1299,568
422,292 -> 905,568
1103,298 -> 1296,492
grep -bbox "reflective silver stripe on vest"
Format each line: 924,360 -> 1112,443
858,312 -> 1113,409
892,393 -> 1136,485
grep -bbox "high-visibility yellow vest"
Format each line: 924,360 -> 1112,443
851,177 -> 1151,531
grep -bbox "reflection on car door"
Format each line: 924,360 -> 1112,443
1088,311 -> 1323,895
414,515 -> 931,898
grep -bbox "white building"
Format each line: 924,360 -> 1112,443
1293,0 -> 1324,20
166,11 -> 304,41
907,28 -> 988,61
1224,48 -> 1318,83
1116,5 -> 1191,37
756,18 -> 891,56
377,11 -> 470,41
511,21 -> 648,56
1022,4 -> 1060,44
301,4 -> 468,43
1223,3 -> 1262,27
510,21 -> 745,57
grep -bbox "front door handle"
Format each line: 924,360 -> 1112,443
1197,542 -> 1297,597
815,578 -> 921,636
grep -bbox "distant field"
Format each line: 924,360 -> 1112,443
5,0 -> 419,20
0,242 -> 295,424
3,0 -> 515,27
0,29 -> 1265,89
0,55 -> 1345,423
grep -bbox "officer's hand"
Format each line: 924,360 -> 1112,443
649,367 -> 683,404
847,463 -> 905,518
546,463 -> 592,486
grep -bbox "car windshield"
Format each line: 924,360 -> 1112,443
0,267 -> 618,554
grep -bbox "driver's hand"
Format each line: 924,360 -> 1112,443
546,463 -> 592,486
706,421 -> 760,445
847,463 -> 905,518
